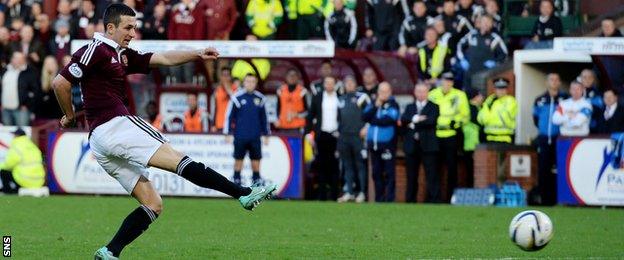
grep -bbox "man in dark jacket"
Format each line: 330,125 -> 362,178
526,0 -> 562,49
0,52 -> 39,126
457,14 -> 508,88
365,0 -> 404,51
306,76 -> 341,201
337,75 -> 370,203
398,1 -> 434,56
402,83 -> 440,203
325,0 -> 358,49
601,89 -> 624,133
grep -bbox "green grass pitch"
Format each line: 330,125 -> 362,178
0,195 -> 622,259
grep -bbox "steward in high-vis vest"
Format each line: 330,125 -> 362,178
245,0 -> 284,39
0,129 -> 45,193
184,93 -> 209,133
477,78 -> 517,143
427,71 -> 469,201
276,69 -> 308,132
210,67 -> 238,132
285,0 -> 332,39
418,27 -> 449,80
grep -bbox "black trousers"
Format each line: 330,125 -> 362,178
296,14 -> 324,39
463,151 -> 474,188
0,170 -> 19,194
315,131 -> 339,201
373,31 -> 398,51
405,144 -> 439,203
370,147 -> 396,202
438,136 -> 458,201
537,136 -> 557,205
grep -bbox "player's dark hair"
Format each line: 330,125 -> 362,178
103,3 -> 136,28
245,73 -> 258,79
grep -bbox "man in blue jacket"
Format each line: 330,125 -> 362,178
532,73 -> 569,205
224,74 -> 270,185
363,82 -> 399,202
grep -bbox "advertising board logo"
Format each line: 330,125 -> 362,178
596,134 -> 624,190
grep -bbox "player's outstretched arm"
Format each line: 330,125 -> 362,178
149,48 -> 219,68
52,75 -> 76,128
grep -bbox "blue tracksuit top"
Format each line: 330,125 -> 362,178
532,91 -> 569,139
224,90 -> 270,139
363,97 -> 400,150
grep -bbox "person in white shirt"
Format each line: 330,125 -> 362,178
552,81 -> 592,136
306,76 -> 341,200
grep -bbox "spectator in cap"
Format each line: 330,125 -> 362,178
462,87 -> 483,188
600,89 -> 624,133
552,81 -> 592,137
0,128 -> 46,194
429,71 -> 470,201
48,19 -> 72,64
477,78 -> 518,143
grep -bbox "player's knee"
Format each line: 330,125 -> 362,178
146,197 -> 163,215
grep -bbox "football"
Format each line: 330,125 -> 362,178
509,210 -> 554,251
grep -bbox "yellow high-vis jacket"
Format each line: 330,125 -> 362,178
0,136 -> 45,188
429,87 -> 470,138
246,0 -> 284,38
477,94 -> 518,143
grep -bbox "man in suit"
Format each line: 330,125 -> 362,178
601,89 -> 624,133
402,83 -> 440,203
306,76 -> 340,201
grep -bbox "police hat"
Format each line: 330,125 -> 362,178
12,128 -> 25,136
441,71 -> 454,80
493,78 -> 510,88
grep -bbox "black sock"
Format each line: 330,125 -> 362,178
177,156 -> 251,198
107,205 -> 158,257
252,171 -> 260,181
233,171 -> 241,179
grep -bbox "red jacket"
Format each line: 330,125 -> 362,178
198,0 -> 238,40
167,2 -> 205,40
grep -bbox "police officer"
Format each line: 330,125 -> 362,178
532,73 -> 569,205
0,128 -> 45,194
428,72 -> 470,201
224,74 -> 270,185
363,82 -> 400,202
478,78 -> 518,143
275,68 -> 308,134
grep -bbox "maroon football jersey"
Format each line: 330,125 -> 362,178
59,33 -> 153,131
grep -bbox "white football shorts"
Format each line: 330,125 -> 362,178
89,115 -> 169,193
